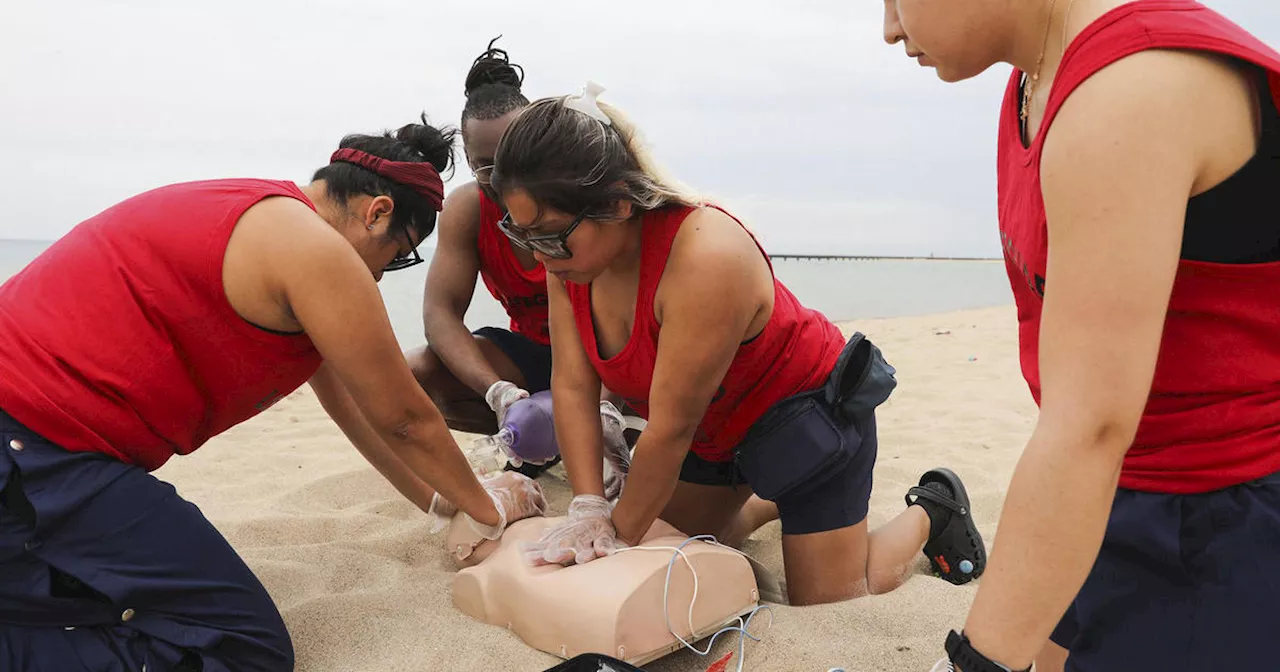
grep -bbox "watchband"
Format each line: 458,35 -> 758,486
944,630 -> 1031,672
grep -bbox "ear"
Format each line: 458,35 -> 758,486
367,195 -> 395,227
612,199 -> 635,221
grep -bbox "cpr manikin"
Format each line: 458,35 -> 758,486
444,512 -> 781,666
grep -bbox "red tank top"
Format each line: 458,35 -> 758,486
999,0 -> 1280,493
0,179 -> 324,471
566,205 -> 845,463
476,190 -> 550,344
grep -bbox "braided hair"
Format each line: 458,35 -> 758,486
462,35 -> 530,126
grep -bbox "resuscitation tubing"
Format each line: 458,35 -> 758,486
613,535 -> 774,672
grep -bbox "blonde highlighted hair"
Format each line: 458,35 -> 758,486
490,92 -> 706,221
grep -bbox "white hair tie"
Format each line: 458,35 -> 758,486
563,80 -> 612,126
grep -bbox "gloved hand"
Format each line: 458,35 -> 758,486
485,380 -> 529,427
445,471 -> 547,540
426,490 -> 457,534
600,401 -> 633,501
521,494 -> 624,566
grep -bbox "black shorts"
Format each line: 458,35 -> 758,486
1048,470 -> 1280,670
678,408 -> 878,537
473,327 -> 552,394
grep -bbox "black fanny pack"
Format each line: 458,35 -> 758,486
734,332 -> 898,501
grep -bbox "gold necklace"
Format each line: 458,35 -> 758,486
1021,0 -> 1060,123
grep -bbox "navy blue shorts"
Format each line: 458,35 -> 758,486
474,326 -> 553,393
678,410 -> 877,536
0,411 -> 293,671
1048,470 -> 1280,671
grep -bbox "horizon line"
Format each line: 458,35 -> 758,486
0,238 -> 1001,261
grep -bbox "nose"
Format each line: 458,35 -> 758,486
883,0 -> 905,45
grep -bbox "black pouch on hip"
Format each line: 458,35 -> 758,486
733,333 -> 897,501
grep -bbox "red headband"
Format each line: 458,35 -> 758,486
329,148 -> 445,211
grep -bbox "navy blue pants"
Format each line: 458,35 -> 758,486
0,412 -> 293,671
1049,471 -> 1280,670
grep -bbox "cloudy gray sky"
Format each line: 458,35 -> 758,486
2,0 -> 1275,257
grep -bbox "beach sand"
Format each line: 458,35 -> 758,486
153,305 -> 1037,671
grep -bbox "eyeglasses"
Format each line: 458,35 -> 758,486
497,209 -> 587,260
383,225 -> 425,272
472,164 -> 495,186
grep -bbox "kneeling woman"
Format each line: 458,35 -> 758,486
493,86 -> 985,605
0,117 -> 545,671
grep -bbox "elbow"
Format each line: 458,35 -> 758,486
371,405 -> 450,453
421,304 -> 443,340
1036,411 -> 1139,467
640,417 -> 699,456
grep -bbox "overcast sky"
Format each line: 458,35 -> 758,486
2,1 -> 1275,257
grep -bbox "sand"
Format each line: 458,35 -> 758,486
153,305 -> 1038,671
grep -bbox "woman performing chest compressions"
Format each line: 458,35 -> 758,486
407,38 -> 631,487
882,0 -> 1280,670
489,83 -> 988,605
0,116 -> 546,672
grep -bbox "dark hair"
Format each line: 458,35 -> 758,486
462,36 -> 529,127
491,96 -> 698,221
312,113 -> 457,242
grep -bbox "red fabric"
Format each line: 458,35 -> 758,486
998,0 -> 1280,493
0,179 -> 324,471
566,205 -> 845,463
329,148 -> 444,210
476,190 -> 550,345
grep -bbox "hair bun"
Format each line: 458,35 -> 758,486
464,35 -> 524,97
393,113 -> 458,175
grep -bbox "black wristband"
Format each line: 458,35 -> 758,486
944,630 -> 1031,672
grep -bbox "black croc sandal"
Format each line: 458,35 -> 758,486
904,468 -> 987,585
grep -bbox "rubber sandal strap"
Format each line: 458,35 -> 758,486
905,485 -> 968,515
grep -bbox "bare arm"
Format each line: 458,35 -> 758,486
610,208 -> 771,545
545,273 -> 609,497
422,184 -> 503,396
258,204 -> 500,527
960,50 -> 1246,668
309,362 -> 436,513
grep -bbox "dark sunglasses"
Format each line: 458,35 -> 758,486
497,209 -> 587,260
383,225 -> 425,272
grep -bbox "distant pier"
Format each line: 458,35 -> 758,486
770,254 -> 1001,262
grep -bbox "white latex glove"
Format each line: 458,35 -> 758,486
485,380 -> 529,427
600,401 -> 632,501
426,490 -> 457,534
521,494 -> 624,566
451,471 -> 547,540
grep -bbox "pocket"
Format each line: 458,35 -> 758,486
824,333 -> 898,423
734,395 -> 855,501
0,466 -> 36,529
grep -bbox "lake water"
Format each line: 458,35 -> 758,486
0,239 -> 1012,348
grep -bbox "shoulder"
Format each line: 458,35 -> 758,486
667,205 -> 762,272
662,205 -> 770,301
437,182 -> 484,241
1045,49 -> 1255,188
236,194 -> 359,272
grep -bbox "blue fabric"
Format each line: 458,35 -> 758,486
1049,471 -> 1280,670
678,411 -> 877,536
474,326 -> 553,393
0,411 -> 294,671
